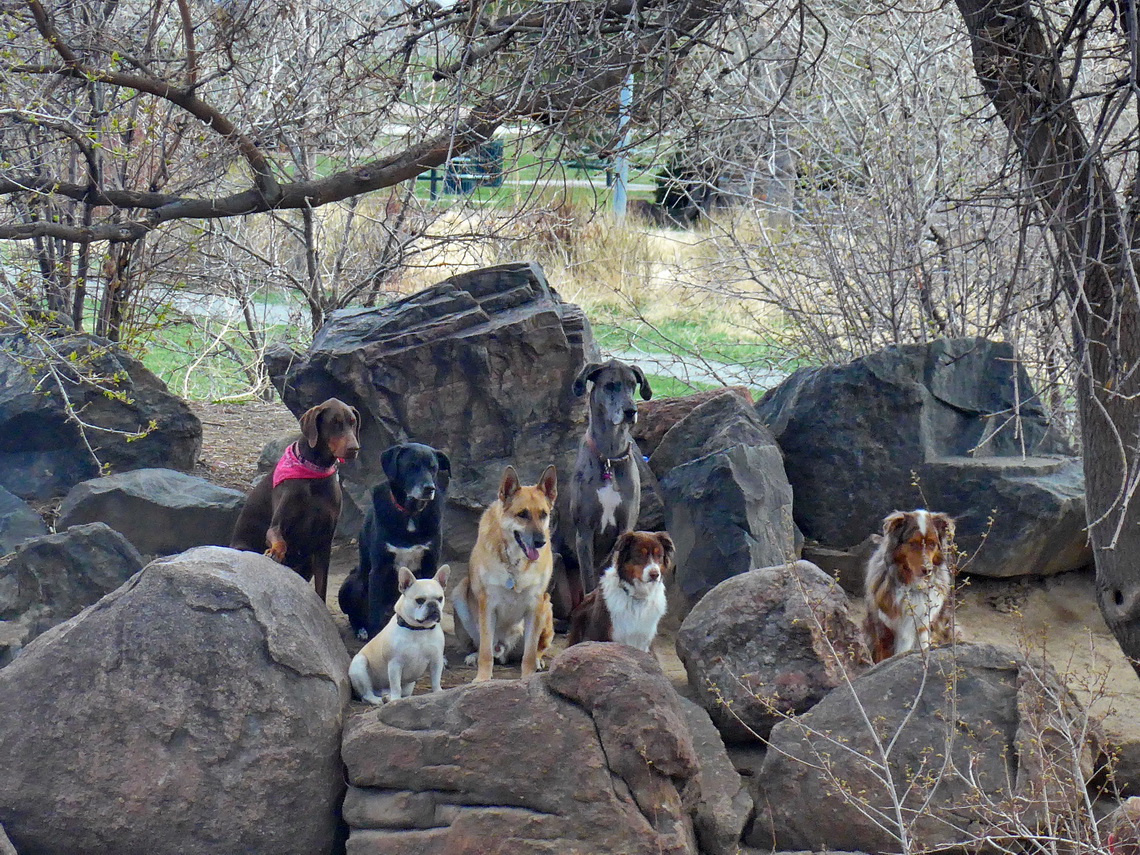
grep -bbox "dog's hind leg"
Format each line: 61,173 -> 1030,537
349,654 -> 384,705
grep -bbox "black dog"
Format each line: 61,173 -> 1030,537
338,442 -> 450,640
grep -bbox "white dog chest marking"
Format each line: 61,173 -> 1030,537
597,482 -> 622,530
386,543 -> 428,571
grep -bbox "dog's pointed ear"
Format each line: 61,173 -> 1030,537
434,564 -> 451,589
397,566 -> 416,592
381,445 -> 403,482
572,362 -> 604,397
882,511 -> 910,539
656,531 -> 676,569
435,450 -> 451,473
500,466 -> 521,503
299,403 -> 325,449
630,364 -> 652,401
539,465 -> 558,503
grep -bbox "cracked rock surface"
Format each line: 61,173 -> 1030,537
0,546 -> 350,855
342,643 -> 740,855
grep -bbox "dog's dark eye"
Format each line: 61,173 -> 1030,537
605,382 -> 620,393
416,598 -> 425,605
518,510 -> 531,521
538,511 -> 547,520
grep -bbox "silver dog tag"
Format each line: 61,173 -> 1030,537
506,576 -> 515,590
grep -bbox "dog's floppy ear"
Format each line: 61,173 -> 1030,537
349,406 -> 362,443
435,450 -> 451,473
538,464 -> 558,503
381,445 -> 403,482
611,530 -> 638,567
930,512 -> 956,552
656,531 -> 676,569
397,566 -> 416,593
572,362 -> 604,397
299,403 -> 325,449
630,364 -> 653,401
434,564 -> 451,589
882,511 -> 910,540
499,466 -> 521,503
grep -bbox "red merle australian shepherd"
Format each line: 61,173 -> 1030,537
863,509 -> 957,663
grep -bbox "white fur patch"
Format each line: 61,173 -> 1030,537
599,565 -> 666,652
386,543 -> 428,571
597,482 -> 622,531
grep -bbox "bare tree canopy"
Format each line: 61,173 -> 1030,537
0,0 -> 730,244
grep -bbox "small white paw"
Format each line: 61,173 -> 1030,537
464,652 -> 478,667
355,628 -> 369,642
361,692 -> 384,706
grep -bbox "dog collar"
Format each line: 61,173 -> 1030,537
587,436 -> 632,482
390,492 -> 412,516
396,616 -> 438,631
272,442 -> 338,488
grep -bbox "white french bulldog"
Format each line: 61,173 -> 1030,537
348,564 -> 449,704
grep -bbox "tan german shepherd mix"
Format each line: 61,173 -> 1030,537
453,465 -> 557,681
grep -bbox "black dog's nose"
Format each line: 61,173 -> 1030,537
423,485 -> 436,499
623,407 -> 638,421
532,537 -> 546,549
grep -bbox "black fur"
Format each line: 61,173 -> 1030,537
338,442 -> 450,639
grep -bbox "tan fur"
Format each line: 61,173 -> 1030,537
453,465 -> 557,681
863,509 -> 958,663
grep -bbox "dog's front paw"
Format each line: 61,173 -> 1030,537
535,657 -> 548,672
360,692 -> 385,706
463,652 -> 479,667
264,544 -> 286,564
355,627 -> 369,642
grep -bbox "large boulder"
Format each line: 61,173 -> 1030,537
0,546 -> 350,855
0,522 -> 144,659
0,485 -> 47,555
633,386 -> 755,459
670,558 -> 866,747
57,468 -> 246,557
657,392 -> 797,607
342,644 -> 733,855
756,338 -> 1090,577
265,262 -> 598,559
751,643 -> 1094,853
676,560 -> 869,744
678,697 -> 754,855
0,329 -> 201,500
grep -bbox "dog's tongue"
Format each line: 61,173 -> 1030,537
524,544 -> 540,562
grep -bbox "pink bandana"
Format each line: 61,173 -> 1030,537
272,442 -> 338,488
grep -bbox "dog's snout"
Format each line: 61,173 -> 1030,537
423,484 -> 436,499
532,537 -> 546,550
648,567 -> 661,582
623,406 -> 638,422
425,602 -> 441,620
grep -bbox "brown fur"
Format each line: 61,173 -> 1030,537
568,531 -> 674,648
452,465 -> 558,681
230,398 -> 360,602
863,509 -> 957,663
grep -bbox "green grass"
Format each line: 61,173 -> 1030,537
644,374 -> 717,398
137,320 -> 293,401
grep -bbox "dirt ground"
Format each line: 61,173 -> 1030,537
192,399 -> 1140,768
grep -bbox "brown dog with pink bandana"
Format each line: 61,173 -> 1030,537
231,398 -> 360,603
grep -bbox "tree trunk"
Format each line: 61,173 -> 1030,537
956,0 -> 1140,669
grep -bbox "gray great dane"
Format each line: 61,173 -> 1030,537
568,358 -> 652,603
